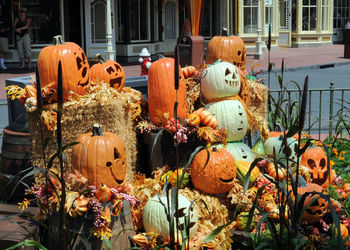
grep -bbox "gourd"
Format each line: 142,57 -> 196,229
169,168 -> 190,188
236,211 -> 256,231
143,194 -> 198,238
192,108 -> 218,128
37,35 -> 90,101
236,160 -> 260,187
71,124 -> 127,188
90,53 -> 125,92
266,162 -> 287,181
190,147 -> 236,194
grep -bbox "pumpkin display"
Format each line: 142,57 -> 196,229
190,147 -> 236,194
236,211 -> 256,231
266,162 -> 287,181
192,108 -> 218,128
301,146 -> 336,188
143,194 -> 198,238
90,53 -> 125,92
200,61 -> 242,100
236,160 -> 260,187
205,35 -> 247,71
37,35 -> 90,101
71,124 -> 127,188
291,183 -> 328,224
264,136 -> 299,167
206,100 -> 248,142
216,142 -> 255,163
148,58 -> 188,126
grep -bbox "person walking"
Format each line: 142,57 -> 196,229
13,7 -> 31,69
0,5 -> 10,70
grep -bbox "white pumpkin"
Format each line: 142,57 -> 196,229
216,142 -> 255,162
201,61 -> 241,100
206,100 -> 248,142
264,136 -> 300,167
143,194 -> 198,238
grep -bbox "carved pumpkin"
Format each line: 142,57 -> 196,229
190,147 -> 236,194
200,61 -> 243,100
148,58 -> 188,126
71,124 -> 127,188
37,35 -> 90,101
291,183 -> 328,224
216,142 -> 255,162
143,194 -> 198,238
206,100 -> 248,141
264,136 -> 299,167
205,35 -> 247,71
90,54 -> 125,92
301,146 -> 336,188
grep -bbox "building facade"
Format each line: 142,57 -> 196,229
2,0 -> 349,64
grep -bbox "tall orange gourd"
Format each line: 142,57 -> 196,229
37,35 -> 90,101
148,58 -> 188,126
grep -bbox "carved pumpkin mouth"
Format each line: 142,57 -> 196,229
225,80 -> 239,88
219,177 -> 234,183
109,77 -> 122,88
110,168 -> 124,185
78,77 -> 89,87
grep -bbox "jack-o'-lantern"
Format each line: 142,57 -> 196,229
190,147 -> 236,194
71,124 -> 127,187
37,35 -> 90,101
216,142 -> 255,162
201,62 -> 242,100
291,183 -> 328,224
205,35 -> 247,71
90,54 -> 125,92
264,136 -> 299,167
301,146 -> 336,188
206,100 -> 248,141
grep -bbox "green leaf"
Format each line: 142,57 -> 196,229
6,240 -> 48,250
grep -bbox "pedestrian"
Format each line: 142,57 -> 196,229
13,7 -> 31,69
0,5 -> 10,70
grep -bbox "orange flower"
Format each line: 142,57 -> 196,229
332,148 -> 338,155
316,141 -> 323,147
330,160 -> 335,166
339,156 -> 345,161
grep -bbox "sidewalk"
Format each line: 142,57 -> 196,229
1,44 -> 349,100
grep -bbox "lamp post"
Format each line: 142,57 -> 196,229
255,0 -> 263,59
106,0 -> 115,60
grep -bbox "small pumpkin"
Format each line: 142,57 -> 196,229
301,146 -> 335,188
264,136 -> 299,167
37,35 -> 90,101
169,168 -> 190,188
236,211 -> 256,231
236,160 -> 260,187
192,108 -> 218,128
148,58 -> 188,126
90,53 -> 125,92
143,194 -> 198,238
216,142 -> 255,162
182,66 -> 197,78
71,124 -> 127,188
190,147 -> 236,194
65,191 -> 89,218
95,183 -> 112,202
205,35 -> 247,71
187,113 -> 201,126
266,162 -> 287,181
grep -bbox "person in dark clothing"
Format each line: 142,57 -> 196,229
13,7 -> 31,69
0,5 -> 10,70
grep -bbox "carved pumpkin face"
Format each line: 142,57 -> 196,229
37,35 -> 90,101
264,136 -> 299,167
90,57 -> 125,92
201,62 -> 241,100
190,147 -> 236,194
216,142 -> 255,163
301,147 -> 335,188
71,124 -> 127,187
205,35 -> 247,71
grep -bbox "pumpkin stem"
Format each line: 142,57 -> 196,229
92,124 -> 103,136
96,53 -> 106,64
53,35 -> 65,45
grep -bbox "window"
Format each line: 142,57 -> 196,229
116,0 -> 125,42
321,0 -> 329,31
91,0 -> 106,43
165,1 -> 175,39
265,0 -> 274,34
130,0 -> 149,41
333,0 -> 350,29
243,0 -> 258,34
200,0 -> 212,37
302,0 -> 316,31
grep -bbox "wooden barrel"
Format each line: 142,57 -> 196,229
0,128 -> 32,201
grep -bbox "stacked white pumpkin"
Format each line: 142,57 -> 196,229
200,61 -> 255,162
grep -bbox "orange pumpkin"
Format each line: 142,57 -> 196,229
37,35 -> 90,101
182,66 -> 197,78
90,54 -> 125,92
190,147 -> 236,194
148,58 -> 188,126
187,113 -> 201,126
266,162 -> 287,181
71,124 -> 127,188
192,108 -> 218,129
301,146 -> 335,188
205,35 -> 247,71
269,131 -> 299,140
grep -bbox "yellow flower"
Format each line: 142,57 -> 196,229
93,226 -> 113,240
18,198 -> 30,211
101,207 -> 112,223
330,160 -> 335,166
4,85 -> 25,100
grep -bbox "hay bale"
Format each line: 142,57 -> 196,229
28,86 -> 140,183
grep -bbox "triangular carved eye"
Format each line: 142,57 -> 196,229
307,159 -> 317,169
225,68 -> 231,76
114,148 -> 119,160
